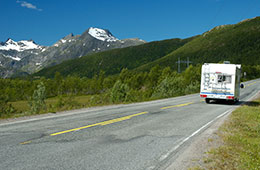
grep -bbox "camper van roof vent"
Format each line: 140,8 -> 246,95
224,61 -> 230,64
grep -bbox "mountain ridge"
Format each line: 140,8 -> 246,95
34,37 -> 193,78
0,27 -> 145,78
134,16 -> 260,72
34,16 -> 260,78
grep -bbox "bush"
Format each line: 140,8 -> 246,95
55,95 -> 65,109
125,89 -> 141,102
0,95 -> 16,117
152,76 -> 185,98
28,82 -> 46,114
110,80 -> 130,103
184,81 -> 200,94
55,95 -> 81,110
63,95 -> 80,109
90,92 -> 110,105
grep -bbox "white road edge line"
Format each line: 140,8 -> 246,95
159,109 -> 233,162
159,88 -> 260,164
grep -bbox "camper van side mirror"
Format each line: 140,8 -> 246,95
240,84 -> 244,88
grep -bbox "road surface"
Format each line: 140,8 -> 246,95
0,79 -> 260,170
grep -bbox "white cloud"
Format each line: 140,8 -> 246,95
16,1 -> 42,11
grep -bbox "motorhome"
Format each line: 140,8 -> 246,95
200,62 -> 243,103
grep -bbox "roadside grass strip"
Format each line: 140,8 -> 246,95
201,98 -> 260,169
50,111 -> 148,136
160,102 -> 194,110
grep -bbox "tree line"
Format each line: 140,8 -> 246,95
0,64 -> 259,117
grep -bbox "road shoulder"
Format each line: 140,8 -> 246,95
166,110 -> 230,170
166,91 -> 260,170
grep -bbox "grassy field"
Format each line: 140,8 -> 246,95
200,98 -> 260,169
2,94 -> 111,119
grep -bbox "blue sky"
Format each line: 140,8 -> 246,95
1,0 -> 259,46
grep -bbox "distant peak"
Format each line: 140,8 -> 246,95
0,38 -> 42,51
64,33 -> 74,39
88,27 -> 118,42
6,38 -> 16,43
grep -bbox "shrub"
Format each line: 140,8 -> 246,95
152,76 -> 185,98
184,81 -> 200,94
0,95 -> 16,117
110,80 -> 130,103
28,82 -> 46,114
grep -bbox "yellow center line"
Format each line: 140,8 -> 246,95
160,102 -> 194,110
50,111 -> 148,136
246,82 -> 256,88
20,140 -> 32,145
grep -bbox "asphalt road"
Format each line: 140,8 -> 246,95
1,79 -> 260,170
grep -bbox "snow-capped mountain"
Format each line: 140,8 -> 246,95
88,27 -> 118,42
0,39 -> 43,52
0,27 -> 146,78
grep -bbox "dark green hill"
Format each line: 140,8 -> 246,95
34,38 -> 192,78
35,16 -> 260,78
136,17 -> 260,71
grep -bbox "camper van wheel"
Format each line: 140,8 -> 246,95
205,98 -> 210,104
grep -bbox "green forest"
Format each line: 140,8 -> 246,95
1,65 -> 200,118
1,64 -> 260,118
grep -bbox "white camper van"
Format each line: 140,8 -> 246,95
200,62 -> 243,104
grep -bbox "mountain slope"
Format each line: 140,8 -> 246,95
0,27 -> 145,78
34,37 -> 192,78
136,17 -> 260,71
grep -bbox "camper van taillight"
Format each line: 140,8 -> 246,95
200,94 -> 207,98
226,96 -> 234,100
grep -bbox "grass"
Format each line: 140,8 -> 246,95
202,98 -> 260,169
2,94 -> 111,119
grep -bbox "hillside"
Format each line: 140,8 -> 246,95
34,16 -> 260,78
136,17 -> 260,71
0,27 -> 145,78
34,38 -> 192,78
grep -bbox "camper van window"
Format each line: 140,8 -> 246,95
217,75 -> 231,83
218,75 -> 224,83
225,75 -> 232,83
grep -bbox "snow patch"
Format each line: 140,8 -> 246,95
88,27 -> 118,42
0,39 -> 42,51
61,39 -> 67,43
4,55 -> 21,61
